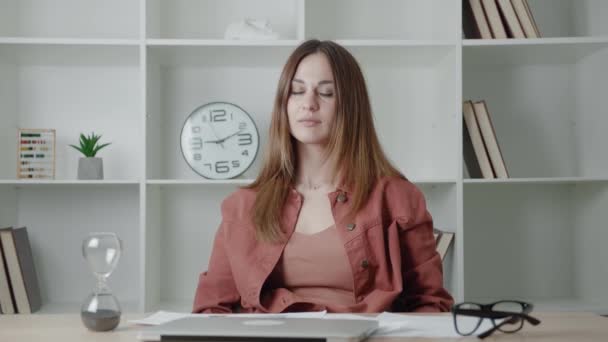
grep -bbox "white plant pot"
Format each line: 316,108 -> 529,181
78,157 -> 104,180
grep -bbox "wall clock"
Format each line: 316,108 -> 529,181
180,102 -> 259,179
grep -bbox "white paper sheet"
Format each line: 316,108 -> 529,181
323,313 -> 377,321
374,312 -> 497,337
129,311 -> 205,326
230,310 -> 327,319
129,310 -> 327,326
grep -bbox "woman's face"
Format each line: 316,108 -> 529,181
287,52 -> 337,146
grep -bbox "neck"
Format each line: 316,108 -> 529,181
294,143 -> 339,191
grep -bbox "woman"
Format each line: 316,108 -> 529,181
193,39 -> 453,313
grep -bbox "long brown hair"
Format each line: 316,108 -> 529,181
245,39 -> 403,243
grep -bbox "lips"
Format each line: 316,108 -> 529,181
298,119 -> 321,125
298,119 -> 321,127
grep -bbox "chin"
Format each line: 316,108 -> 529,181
292,132 -> 329,146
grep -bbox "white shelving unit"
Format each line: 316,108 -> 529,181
0,0 -> 606,314
462,0 -> 608,314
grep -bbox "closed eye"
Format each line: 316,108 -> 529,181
290,90 -> 333,97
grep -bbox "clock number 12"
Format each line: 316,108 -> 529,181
210,109 -> 227,122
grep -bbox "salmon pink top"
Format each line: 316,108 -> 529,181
264,226 -> 356,311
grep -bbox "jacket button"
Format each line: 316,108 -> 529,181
346,223 -> 356,231
361,259 -> 369,269
337,193 -> 347,202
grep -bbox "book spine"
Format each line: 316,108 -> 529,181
497,0 -> 526,38
463,101 -> 495,179
13,227 -> 41,313
473,101 -> 509,178
0,229 -> 31,314
469,0 -> 494,39
511,0 -> 535,37
482,0 -> 508,39
0,230 -> 16,314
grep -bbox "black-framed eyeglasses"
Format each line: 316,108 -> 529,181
451,300 -> 541,339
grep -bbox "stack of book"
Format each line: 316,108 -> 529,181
0,226 -> 42,314
463,100 -> 509,179
463,0 -> 541,39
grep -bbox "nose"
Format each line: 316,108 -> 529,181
301,91 -> 319,111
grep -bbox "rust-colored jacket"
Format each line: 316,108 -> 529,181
193,176 -> 454,313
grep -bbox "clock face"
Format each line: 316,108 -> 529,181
180,102 -> 259,179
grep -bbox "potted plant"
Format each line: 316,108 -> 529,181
70,132 -> 111,180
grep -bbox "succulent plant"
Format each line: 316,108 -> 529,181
70,132 -> 111,157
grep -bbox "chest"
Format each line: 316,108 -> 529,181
293,192 -> 336,234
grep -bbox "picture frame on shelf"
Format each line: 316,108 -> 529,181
16,128 -> 56,180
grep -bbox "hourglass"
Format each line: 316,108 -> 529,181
81,232 -> 123,332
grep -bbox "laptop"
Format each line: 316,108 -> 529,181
138,316 -> 379,342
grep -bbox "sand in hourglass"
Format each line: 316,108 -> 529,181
81,309 -> 121,331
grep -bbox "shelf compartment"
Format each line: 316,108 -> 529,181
463,0 -> 608,40
146,44 -> 459,180
348,46 -> 459,180
146,0 -> 300,40
418,183 -> 459,297
525,0 -> 608,38
463,44 -> 608,178
0,185 -> 141,312
0,0 -> 139,39
0,44 -> 141,180
144,184 -> 238,312
305,0 -> 458,41
145,45 -> 293,180
463,182 -> 608,312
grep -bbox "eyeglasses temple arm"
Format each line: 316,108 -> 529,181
477,317 -> 517,339
477,314 -> 541,339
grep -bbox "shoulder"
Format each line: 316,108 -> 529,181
373,175 -> 424,199
220,187 -> 258,222
370,175 -> 427,218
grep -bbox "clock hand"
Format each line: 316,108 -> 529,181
216,130 -> 243,143
205,131 -> 242,152
204,122 -> 228,148
208,122 -> 221,139
203,138 -> 225,149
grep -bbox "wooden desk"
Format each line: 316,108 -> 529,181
0,312 -> 606,341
